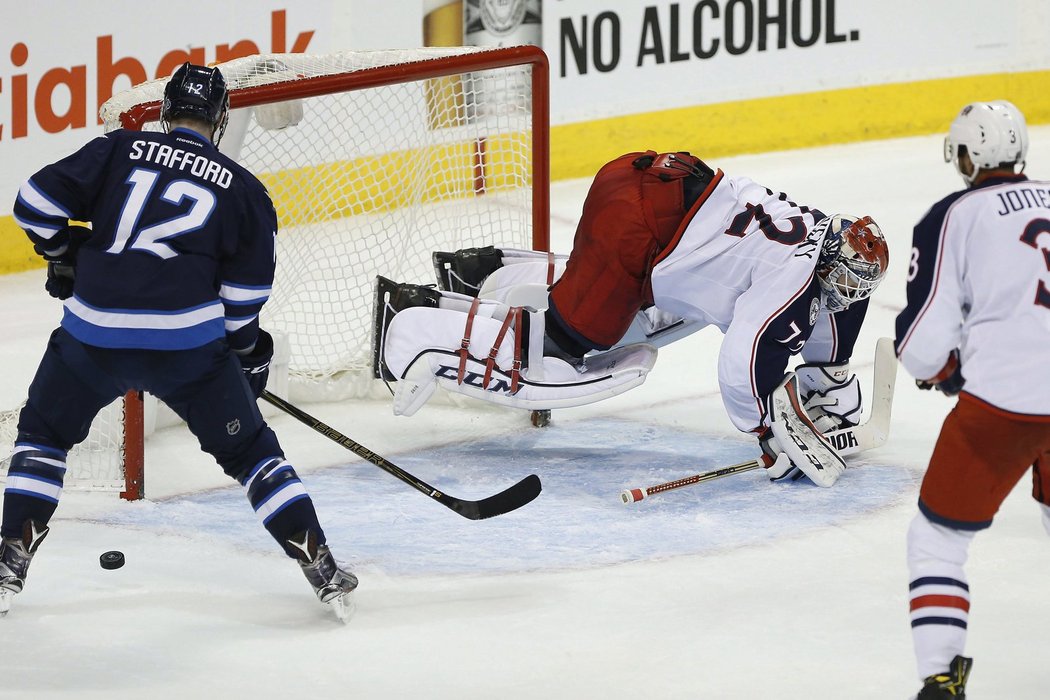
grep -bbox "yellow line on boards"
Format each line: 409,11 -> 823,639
551,70 -> 1050,180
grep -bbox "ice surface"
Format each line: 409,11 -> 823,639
1,129 -> 1048,699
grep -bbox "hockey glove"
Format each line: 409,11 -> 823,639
236,329 -> 274,399
757,427 -> 804,483
795,362 -> 862,433
44,261 -> 76,300
916,350 -> 965,397
39,225 -> 93,301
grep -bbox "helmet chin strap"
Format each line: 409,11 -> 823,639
212,109 -> 230,147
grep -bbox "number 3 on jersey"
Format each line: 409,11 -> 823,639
106,167 -> 217,259
1020,217 -> 1050,309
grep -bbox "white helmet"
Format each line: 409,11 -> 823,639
814,214 -> 889,313
944,100 -> 1028,184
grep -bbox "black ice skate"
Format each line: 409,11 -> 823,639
432,245 -> 504,296
0,520 -> 50,616
916,655 -> 972,699
285,530 -> 358,623
372,275 -> 441,381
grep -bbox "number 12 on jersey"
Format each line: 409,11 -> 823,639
106,167 -> 217,259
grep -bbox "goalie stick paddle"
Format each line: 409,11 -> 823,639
261,390 -> 542,520
621,336 -> 899,504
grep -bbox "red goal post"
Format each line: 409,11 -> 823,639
2,45 -> 550,500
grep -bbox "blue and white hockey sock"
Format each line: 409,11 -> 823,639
241,456 -> 324,550
2,443 -> 67,538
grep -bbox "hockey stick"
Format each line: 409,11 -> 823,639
621,458 -> 766,503
261,390 -> 542,520
620,336 -> 899,503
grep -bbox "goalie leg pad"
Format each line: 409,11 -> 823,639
768,374 -> 847,487
395,344 -> 657,416
385,304 -> 520,416
432,246 -> 505,296
432,247 -> 569,297
478,259 -> 566,304
383,305 -> 657,416
372,276 -> 442,380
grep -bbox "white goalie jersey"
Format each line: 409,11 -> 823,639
651,174 -> 828,331
376,169 -> 875,431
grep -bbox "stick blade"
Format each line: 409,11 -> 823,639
441,474 -> 542,520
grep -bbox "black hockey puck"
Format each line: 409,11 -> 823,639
100,551 -> 125,570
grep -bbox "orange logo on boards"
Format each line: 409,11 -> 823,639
0,9 -> 315,141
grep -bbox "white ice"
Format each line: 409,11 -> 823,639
2,129 -> 1049,699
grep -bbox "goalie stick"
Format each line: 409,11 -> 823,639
621,336 -> 898,503
261,390 -> 542,520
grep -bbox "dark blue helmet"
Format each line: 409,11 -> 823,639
161,62 -> 230,145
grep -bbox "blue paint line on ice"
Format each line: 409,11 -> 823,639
92,417 -> 913,575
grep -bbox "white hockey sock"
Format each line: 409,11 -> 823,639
907,512 -> 975,679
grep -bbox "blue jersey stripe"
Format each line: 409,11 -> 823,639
61,310 -> 225,350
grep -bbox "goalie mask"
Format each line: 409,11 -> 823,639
944,100 -> 1028,184
814,214 -> 889,313
161,62 -> 230,146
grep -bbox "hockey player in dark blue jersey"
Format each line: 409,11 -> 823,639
0,63 -> 356,621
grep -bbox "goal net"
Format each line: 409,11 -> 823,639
0,45 -> 550,499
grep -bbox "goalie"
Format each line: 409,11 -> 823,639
373,151 -> 889,487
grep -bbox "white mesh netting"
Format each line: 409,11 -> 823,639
0,399 -> 127,491
106,47 -> 539,398
2,46 -> 544,492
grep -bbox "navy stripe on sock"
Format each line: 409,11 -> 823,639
911,616 -> 968,629
909,576 -> 970,592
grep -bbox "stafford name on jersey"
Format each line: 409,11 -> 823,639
129,138 -> 233,188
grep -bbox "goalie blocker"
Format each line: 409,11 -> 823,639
767,373 -> 847,487
373,276 -> 656,416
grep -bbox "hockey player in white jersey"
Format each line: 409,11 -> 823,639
373,151 -> 889,487
895,100 -> 1050,698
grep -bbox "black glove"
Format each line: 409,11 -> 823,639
45,261 -> 76,300
237,330 -> 274,399
38,225 -> 93,301
916,350 -> 965,397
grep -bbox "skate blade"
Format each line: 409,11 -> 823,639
327,589 -> 356,624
